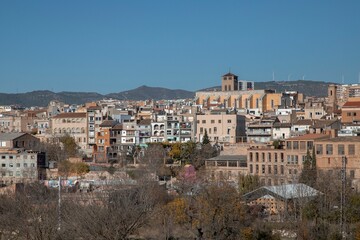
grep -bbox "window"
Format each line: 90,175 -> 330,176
9,171 -> 13,176
9,163 -> 13,168
227,119 -> 232,123
1,163 -> 5,167
286,141 -> 292,149
268,165 -> 271,174
16,171 -> 20,177
202,120 -> 206,124
281,165 -> 284,175
211,120 -> 215,124
338,144 -> 345,155
262,165 -> 265,174
24,163 -> 28,167
349,144 -> 355,155
9,156 -> 13,159
31,163 -> 35,167
214,127 -> 217,134
208,128 -> 211,134
316,144 -> 323,155
300,141 -> 306,150
255,153 -> 259,162
274,165 -> 278,174
218,120 -> 221,123
350,170 -> 355,179
1,156 -> 5,159
262,153 -> 265,162
250,164 -> 253,173
256,165 -> 259,174
200,127 -> 203,134
281,153 -> 284,162
249,152 -> 253,162
16,163 -> 20,167
274,153 -> 278,162
268,153 -> 271,162
326,144 -> 333,155
293,141 -> 299,150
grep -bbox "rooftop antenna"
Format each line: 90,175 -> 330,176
272,71 -> 275,81
302,75 -> 305,80
229,67 -> 231,73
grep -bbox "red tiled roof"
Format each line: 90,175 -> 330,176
288,134 -> 330,141
342,101 -> 360,108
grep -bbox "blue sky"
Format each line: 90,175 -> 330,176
1,1 -> 360,93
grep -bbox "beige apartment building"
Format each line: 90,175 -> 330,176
341,101 -> 360,124
196,111 -> 246,144
315,136 -> 360,190
51,112 -> 87,151
248,146 -> 286,186
247,134 -> 331,186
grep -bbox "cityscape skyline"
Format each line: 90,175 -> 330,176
1,1 -> 360,93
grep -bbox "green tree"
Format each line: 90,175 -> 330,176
60,134 -> 79,158
238,174 -> 260,194
202,129 -> 210,145
299,149 -> 316,187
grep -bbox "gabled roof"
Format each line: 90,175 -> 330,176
0,133 -> 27,141
243,183 -> 320,202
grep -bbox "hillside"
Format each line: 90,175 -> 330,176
199,80 -> 333,97
0,80 -> 333,107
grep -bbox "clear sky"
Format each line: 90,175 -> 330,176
1,1 -> 360,94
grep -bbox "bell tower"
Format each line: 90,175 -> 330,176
221,72 -> 238,91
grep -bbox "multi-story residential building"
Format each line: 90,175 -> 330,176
196,110 -> 246,144
0,149 -> 46,185
304,100 -> 326,120
164,115 -> 181,143
0,133 -> 40,150
51,112 -> 87,151
86,105 -> 103,149
137,119 -> 152,146
341,101 -> 360,124
108,122 -> 139,164
284,134 -> 330,183
247,117 -> 277,143
272,122 -> 291,140
151,120 -> 165,143
248,145 -> 286,186
315,136 -> 360,190
93,120 -> 117,163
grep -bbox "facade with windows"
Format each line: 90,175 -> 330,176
315,136 -> 360,190
51,112 -> 87,150
196,111 -> 246,144
0,149 -> 46,185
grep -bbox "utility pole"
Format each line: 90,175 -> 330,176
340,156 -> 347,238
58,176 -> 61,232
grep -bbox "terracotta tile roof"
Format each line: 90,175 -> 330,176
342,101 -> 360,108
52,112 -> 86,118
288,134 -> 330,141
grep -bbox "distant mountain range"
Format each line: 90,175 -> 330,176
0,80 -> 333,107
